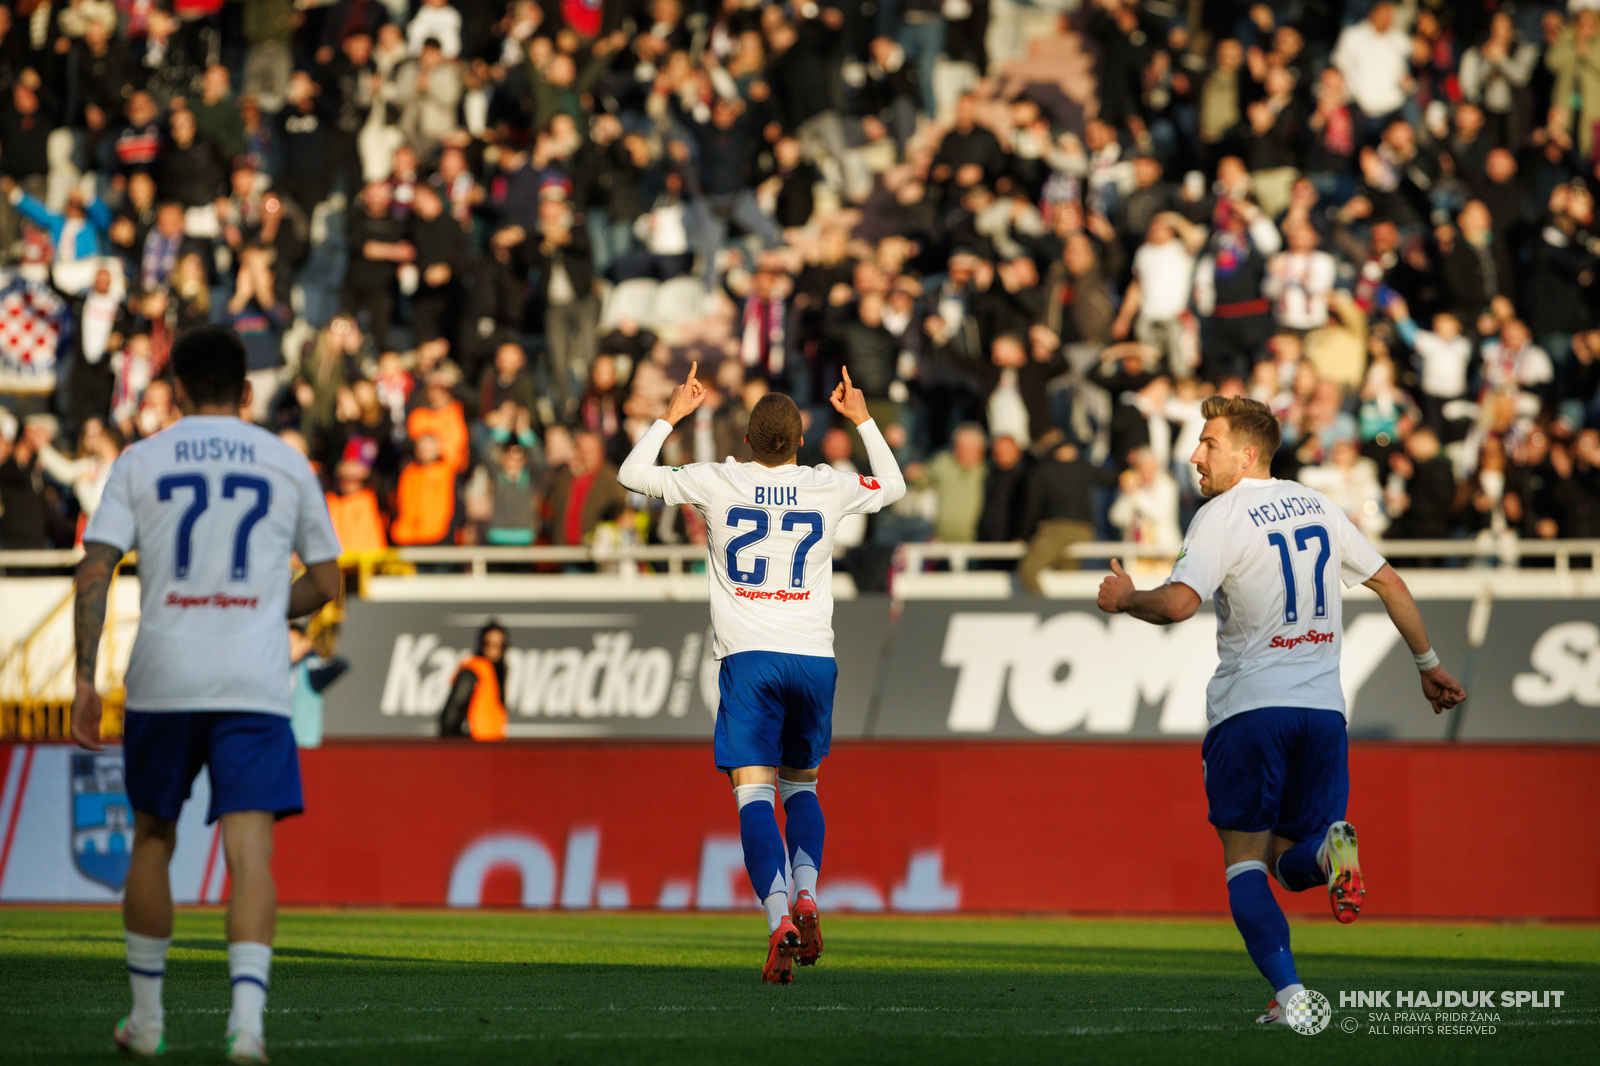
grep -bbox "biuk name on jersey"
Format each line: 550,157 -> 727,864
83,417 -> 343,715
618,418 -> 905,659
1166,478 -> 1386,728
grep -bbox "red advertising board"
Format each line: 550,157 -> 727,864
253,742 -> 1600,918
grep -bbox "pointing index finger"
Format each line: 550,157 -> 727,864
686,360 -> 698,385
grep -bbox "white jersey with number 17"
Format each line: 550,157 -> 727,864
618,418 -> 906,659
1166,477 -> 1387,729
83,416 -> 343,716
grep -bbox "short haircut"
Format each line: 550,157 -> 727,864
171,325 -> 248,409
747,392 -> 803,464
1200,395 -> 1280,463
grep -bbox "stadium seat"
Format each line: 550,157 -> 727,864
650,276 -> 704,326
601,278 -> 660,331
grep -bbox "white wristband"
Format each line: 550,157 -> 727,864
1413,648 -> 1440,672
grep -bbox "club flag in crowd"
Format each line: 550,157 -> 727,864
0,273 -> 71,394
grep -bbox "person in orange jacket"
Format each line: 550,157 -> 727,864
391,433 -> 457,545
325,459 -> 388,552
406,370 -> 469,473
439,621 -> 509,741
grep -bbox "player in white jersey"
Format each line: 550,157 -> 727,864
1098,396 -> 1465,1026
70,326 -> 343,1062
618,364 -> 905,983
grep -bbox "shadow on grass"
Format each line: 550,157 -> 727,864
2,953 -> 1592,1066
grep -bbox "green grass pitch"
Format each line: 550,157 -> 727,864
1,908 -> 1595,1064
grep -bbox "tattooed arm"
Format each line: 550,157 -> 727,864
71,541 -> 124,752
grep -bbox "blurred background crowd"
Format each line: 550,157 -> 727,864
0,0 -> 1598,588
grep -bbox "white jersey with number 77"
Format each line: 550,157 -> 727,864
618,418 -> 906,659
1166,477 -> 1388,728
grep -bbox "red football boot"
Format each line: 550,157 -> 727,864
791,890 -> 823,966
1320,821 -> 1365,924
762,916 -> 801,984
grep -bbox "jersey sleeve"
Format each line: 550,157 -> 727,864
1334,507 -> 1386,587
616,418 -> 719,507
293,458 -> 344,564
1166,500 -> 1235,601
839,418 -> 906,514
81,452 -> 138,553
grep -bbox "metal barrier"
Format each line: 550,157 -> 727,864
9,538 -> 1598,579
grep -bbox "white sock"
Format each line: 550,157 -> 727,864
762,891 -> 789,934
1277,982 -> 1305,1007
793,864 -> 818,899
732,783 -> 776,810
125,931 -> 170,1031
227,942 -> 273,1039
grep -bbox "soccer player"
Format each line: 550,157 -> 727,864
70,326 -> 343,1061
1097,396 -> 1465,1025
618,364 -> 905,983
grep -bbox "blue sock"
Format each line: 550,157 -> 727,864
1227,863 -> 1299,993
778,779 -> 824,896
733,784 -> 788,924
1276,836 -> 1328,892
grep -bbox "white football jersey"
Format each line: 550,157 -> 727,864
619,418 -> 905,658
84,416 -> 343,715
1166,477 -> 1387,728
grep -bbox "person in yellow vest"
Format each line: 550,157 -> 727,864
439,622 -> 509,740
324,459 -> 389,552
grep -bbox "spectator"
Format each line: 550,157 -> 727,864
1018,442 -> 1118,594
1265,222 -> 1338,333
391,432 -> 457,546
288,622 -> 350,749
543,430 -> 626,547
439,622 -> 509,740
228,245 -> 291,422
906,424 -> 989,544
0,416 -> 51,550
407,369 -> 470,475
1108,446 -> 1182,556
1332,1 -> 1414,136
1112,212 -> 1205,376
326,458 -> 389,553
345,182 -> 412,352
1387,426 -> 1456,544
481,443 -> 538,546
977,435 -> 1030,543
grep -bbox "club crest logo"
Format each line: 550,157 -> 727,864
71,753 -> 132,890
1286,989 -> 1332,1035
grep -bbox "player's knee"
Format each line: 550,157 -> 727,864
133,812 -> 177,851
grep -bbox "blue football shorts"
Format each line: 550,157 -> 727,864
1200,706 -> 1348,842
122,711 -> 304,824
713,651 -> 837,773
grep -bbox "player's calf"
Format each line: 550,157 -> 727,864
777,777 -> 824,965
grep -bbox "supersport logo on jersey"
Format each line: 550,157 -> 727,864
733,588 -> 813,602
1268,631 -> 1334,650
164,592 -> 261,610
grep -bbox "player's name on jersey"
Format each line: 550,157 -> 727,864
1244,494 -> 1328,527
752,486 -> 800,506
171,437 -> 259,464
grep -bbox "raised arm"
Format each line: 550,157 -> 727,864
1362,563 -> 1467,714
830,367 -> 906,505
617,361 -> 709,499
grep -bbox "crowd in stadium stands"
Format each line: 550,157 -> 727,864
1,0 -> 1599,588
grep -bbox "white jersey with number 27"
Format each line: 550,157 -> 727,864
83,416 -> 343,716
1166,477 -> 1387,729
619,418 -> 906,659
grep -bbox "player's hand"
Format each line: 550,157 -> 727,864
663,361 -> 709,425
1421,665 -> 1466,715
829,367 -> 870,425
1097,558 -> 1134,614
70,677 -> 104,753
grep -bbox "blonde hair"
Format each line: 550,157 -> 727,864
1200,395 -> 1281,462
